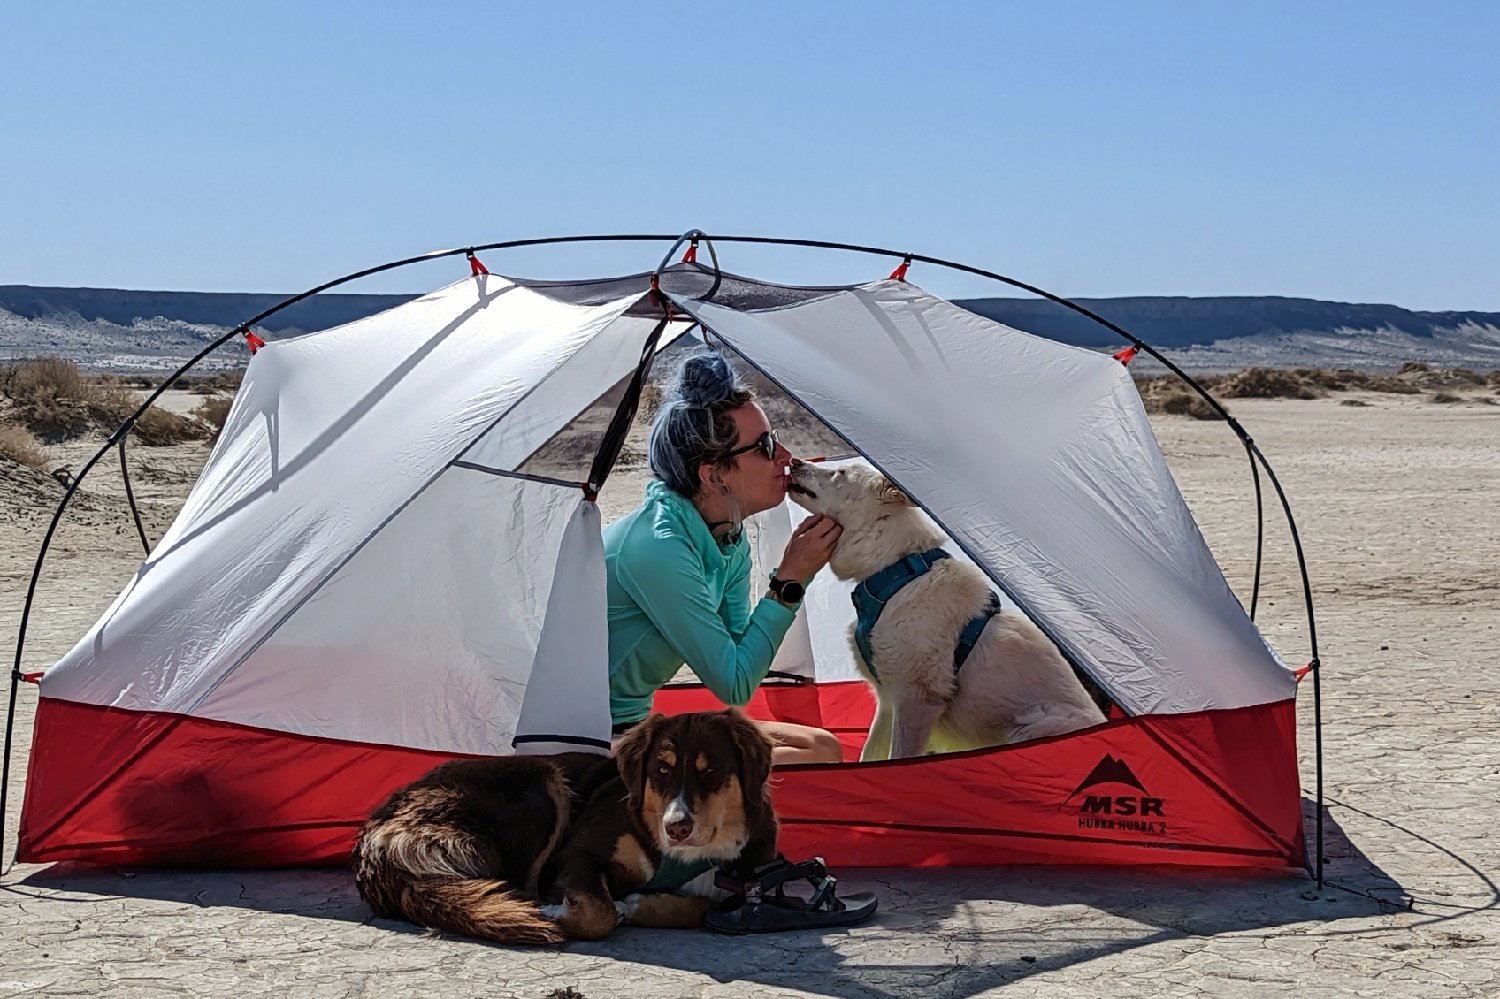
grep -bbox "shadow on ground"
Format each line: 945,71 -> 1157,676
7,800 -> 1473,999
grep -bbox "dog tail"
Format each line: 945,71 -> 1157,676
399,876 -> 564,946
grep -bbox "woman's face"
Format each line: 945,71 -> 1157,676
718,402 -> 793,517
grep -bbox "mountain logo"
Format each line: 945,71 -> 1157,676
1068,755 -> 1168,835
1067,754 -> 1147,799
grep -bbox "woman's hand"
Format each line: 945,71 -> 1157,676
777,514 -> 843,584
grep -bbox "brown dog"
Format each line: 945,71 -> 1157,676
352,710 -> 777,944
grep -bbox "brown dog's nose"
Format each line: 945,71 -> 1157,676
662,796 -> 694,843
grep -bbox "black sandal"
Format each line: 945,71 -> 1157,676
704,856 -> 878,935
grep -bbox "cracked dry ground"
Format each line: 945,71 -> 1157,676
3,392 -> 1498,998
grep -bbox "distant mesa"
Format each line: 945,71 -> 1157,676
2,284 -> 1499,374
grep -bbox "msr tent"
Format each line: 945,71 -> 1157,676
4,233 -> 1323,876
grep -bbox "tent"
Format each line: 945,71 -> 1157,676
10,239 -> 1312,873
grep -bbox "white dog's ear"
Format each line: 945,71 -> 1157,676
879,477 -> 916,506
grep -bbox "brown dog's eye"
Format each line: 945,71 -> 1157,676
656,764 -> 671,776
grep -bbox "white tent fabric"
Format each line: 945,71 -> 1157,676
671,280 -> 1292,714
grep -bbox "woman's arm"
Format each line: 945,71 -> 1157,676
615,537 -> 795,707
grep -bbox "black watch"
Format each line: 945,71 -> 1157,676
769,573 -> 805,605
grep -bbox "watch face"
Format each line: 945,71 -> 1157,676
778,579 -> 805,603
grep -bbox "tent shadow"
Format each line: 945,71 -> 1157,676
11,797 -> 1431,998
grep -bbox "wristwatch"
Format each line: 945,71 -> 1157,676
768,571 -> 805,606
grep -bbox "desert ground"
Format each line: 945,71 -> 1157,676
2,376 -> 1499,998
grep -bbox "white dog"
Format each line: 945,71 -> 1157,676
788,461 -> 1106,761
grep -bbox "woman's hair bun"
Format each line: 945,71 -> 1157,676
674,352 -> 739,408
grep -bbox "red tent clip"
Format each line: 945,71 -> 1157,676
243,330 -> 266,355
681,241 -> 698,264
1113,345 -> 1138,366
467,251 -> 489,277
20,671 -> 43,684
1294,662 -> 1316,682
888,255 -> 912,281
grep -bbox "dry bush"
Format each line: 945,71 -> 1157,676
638,381 -> 664,420
1132,376 -> 1222,420
1153,390 -> 1222,419
130,401 -> 210,445
0,355 -> 210,445
1488,370 -> 1500,387
1297,367 -> 1374,391
192,396 -> 233,436
184,372 -> 244,395
1362,375 -> 1422,395
1340,398 -> 1370,407
1397,361 -> 1430,375
1216,368 -> 1322,400
1430,391 -> 1463,404
0,420 -> 49,470
1449,368 -> 1486,386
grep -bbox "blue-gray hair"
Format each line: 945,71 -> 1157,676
648,352 -> 754,497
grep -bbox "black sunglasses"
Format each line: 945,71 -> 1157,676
724,429 -> 780,462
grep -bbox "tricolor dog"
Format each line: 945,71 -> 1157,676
788,461 -> 1105,760
353,710 -> 777,944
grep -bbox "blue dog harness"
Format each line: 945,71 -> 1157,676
851,547 -> 1002,683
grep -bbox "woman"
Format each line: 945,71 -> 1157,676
603,352 -> 844,764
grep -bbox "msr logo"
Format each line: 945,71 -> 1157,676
1067,755 -> 1167,834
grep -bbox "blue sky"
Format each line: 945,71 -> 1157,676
3,2 -> 1496,310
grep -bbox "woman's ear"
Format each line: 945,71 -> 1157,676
613,716 -> 660,811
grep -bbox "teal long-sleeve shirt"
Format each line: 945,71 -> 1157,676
603,478 -> 797,727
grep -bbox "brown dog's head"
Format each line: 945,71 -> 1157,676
613,710 -> 774,862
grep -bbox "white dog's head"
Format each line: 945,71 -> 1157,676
787,461 -> 945,580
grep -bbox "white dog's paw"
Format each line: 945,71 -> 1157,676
539,901 -> 567,921
614,893 -> 642,923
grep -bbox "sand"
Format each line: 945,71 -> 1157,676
2,387 -> 1499,997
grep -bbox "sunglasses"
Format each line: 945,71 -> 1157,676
724,429 -> 780,462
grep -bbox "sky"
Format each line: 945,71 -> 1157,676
3,2 -> 1497,311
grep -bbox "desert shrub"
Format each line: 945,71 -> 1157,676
1339,398 -> 1370,407
180,371 -> 244,394
192,396 -> 233,436
0,420 -> 49,470
1154,390 -> 1222,419
1363,375 -> 1422,395
1449,368 -> 1486,385
1133,377 -> 1222,420
0,355 -> 209,444
1488,370 -> 1500,387
130,401 -> 210,445
1397,361 -> 1430,375
1430,391 -> 1462,404
638,381 -> 665,420
1216,368 -> 1322,400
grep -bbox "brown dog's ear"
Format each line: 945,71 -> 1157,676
879,476 -> 916,507
613,715 -> 660,812
723,709 -> 773,808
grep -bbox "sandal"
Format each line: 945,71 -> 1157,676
704,856 -> 878,935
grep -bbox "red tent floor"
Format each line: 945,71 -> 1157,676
18,682 -> 1305,870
